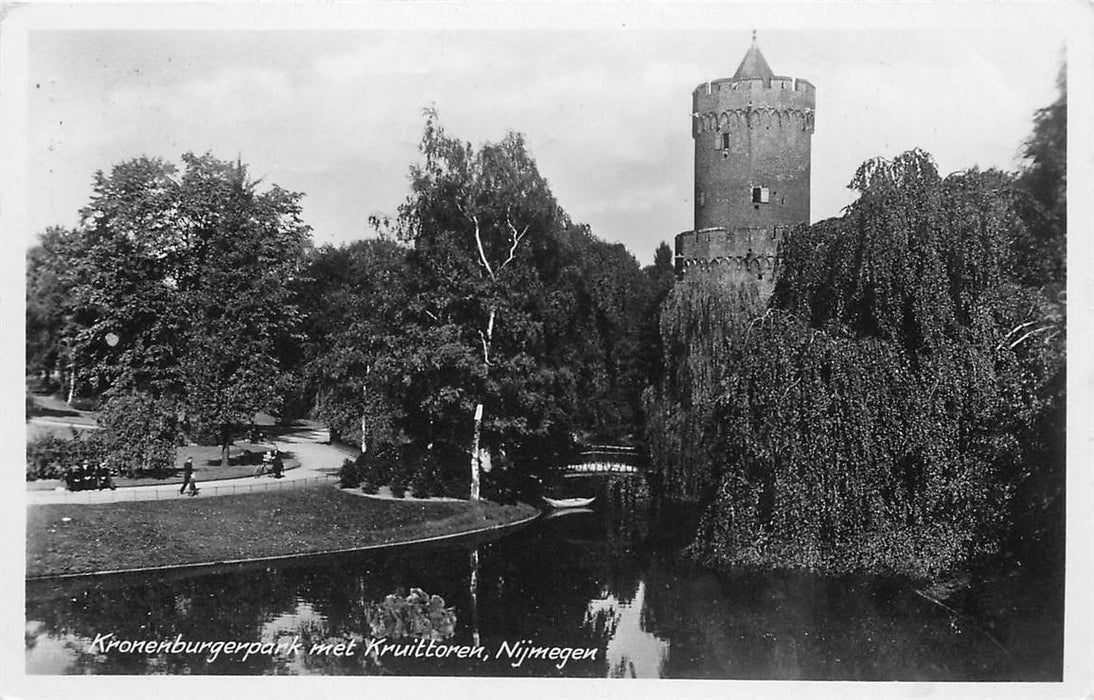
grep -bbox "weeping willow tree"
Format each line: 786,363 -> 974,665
643,275 -> 764,503
647,149 -> 1064,579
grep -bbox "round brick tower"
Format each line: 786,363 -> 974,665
675,34 -> 815,297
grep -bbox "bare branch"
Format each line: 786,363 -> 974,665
996,320 -> 1044,351
498,208 -> 529,273
1008,325 -> 1054,350
467,211 -> 495,281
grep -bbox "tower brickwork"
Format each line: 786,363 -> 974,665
675,36 -> 815,298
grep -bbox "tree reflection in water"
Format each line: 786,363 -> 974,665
585,581 -> 669,678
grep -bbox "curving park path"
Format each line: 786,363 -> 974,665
26,423 -> 350,506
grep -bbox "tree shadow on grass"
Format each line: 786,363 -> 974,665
198,447 -> 297,468
27,405 -> 82,419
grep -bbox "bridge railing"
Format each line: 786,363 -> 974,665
563,462 -> 642,477
578,445 -> 640,454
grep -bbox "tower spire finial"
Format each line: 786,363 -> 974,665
732,33 -> 774,81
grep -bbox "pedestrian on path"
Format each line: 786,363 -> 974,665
272,450 -> 284,479
96,460 -> 116,491
179,456 -> 198,496
256,450 -> 272,477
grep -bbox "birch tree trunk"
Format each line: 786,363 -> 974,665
469,547 -> 481,646
470,402 -> 483,500
67,357 -> 76,405
469,307 -> 496,501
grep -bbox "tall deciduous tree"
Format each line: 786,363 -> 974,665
53,153 -> 311,466
173,154 -> 311,465
394,109 -> 557,498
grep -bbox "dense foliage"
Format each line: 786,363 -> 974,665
647,144 -> 1064,578
1013,67 -> 1066,290
643,274 -> 764,503
26,153 -> 312,467
26,431 -> 108,481
297,239 -> 408,445
26,227 -> 82,390
96,391 -> 182,477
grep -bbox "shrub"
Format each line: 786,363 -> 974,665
97,391 -> 180,477
410,451 -> 444,499
338,457 -> 360,489
26,431 -> 108,481
390,466 -> 408,498
353,452 -> 390,494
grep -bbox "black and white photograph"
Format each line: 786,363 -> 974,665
2,2 -> 1092,698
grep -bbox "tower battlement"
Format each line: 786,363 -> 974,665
694,76 -> 815,96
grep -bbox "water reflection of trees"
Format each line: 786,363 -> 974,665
639,565 -> 1046,681
26,566 -> 302,674
471,508 -> 661,677
26,551 -> 472,676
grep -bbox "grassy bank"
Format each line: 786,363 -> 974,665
27,486 -> 538,578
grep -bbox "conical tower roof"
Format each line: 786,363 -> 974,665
732,32 -> 774,81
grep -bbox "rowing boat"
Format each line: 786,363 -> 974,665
543,495 -> 596,509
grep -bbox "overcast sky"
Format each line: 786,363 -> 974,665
20,4 -> 1074,264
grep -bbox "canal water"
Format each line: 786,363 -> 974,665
25,500 -> 1062,679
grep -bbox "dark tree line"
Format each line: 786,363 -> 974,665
26,114 -> 673,495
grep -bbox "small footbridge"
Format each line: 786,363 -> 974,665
562,445 -> 643,478
561,445 -> 648,512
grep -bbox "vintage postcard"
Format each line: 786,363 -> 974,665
2,2 -> 1091,699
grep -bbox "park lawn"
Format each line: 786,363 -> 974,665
27,486 -> 538,578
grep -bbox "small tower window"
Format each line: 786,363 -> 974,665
721,133 -> 730,150
751,186 -> 770,204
